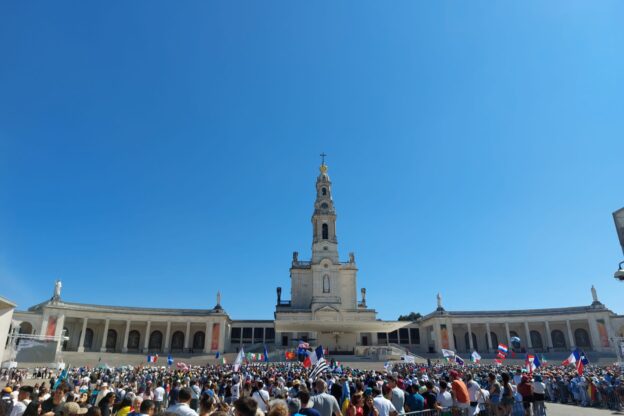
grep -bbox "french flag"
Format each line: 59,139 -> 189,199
498,343 -> 508,354
303,345 -> 325,368
147,354 -> 158,363
562,349 -> 579,366
576,351 -> 589,375
525,354 -> 541,373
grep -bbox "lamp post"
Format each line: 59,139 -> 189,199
615,261 -> 624,282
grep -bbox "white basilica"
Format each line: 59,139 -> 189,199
3,162 -> 624,365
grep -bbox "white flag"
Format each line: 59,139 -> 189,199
234,347 -> 245,372
441,349 -> 455,358
471,351 -> 481,363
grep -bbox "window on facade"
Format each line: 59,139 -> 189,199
150,330 -> 164,351
399,328 -> 409,344
84,328 -> 94,349
231,327 -> 241,343
322,223 -> 328,240
574,328 -> 591,348
170,331 -> 183,350
530,330 -> 543,349
128,330 -> 140,349
265,328 -> 275,342
551,330 -> 566,348
253,328 -> 264,343
242,328 -> 253,343
193,332 -> 205,350
388,330 -> 399,343
410,328 -> 420,344
322,188 -> 327,195
323,275 -> 330,293
106,329 -> 117,349
377,332 -> 388,345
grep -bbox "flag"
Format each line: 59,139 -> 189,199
167,355 -> 174,366
215,351 -> 220,359
525,354 -> 537,373
471,351 -> 481,363
454,355 -> 465,366
264,345 -> 269,363
562,349 -> 579,366
498,343 -> 508,354
234,347 -> 245,372
383,361 -> 392,372
494,358 -> 502,365
298,340 -> 310,349
496,351 -> 506,359
441,349 -> 455,358
285,351 -> 296,360
53,368 -> 68,390
541,355 -> 548,366
576,350 -> 589,375
147,354 -> 158,363
310,357 -> 329,379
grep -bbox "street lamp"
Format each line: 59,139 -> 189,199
615,261 -> 624,282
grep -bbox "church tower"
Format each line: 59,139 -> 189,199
311,160 -> 339,264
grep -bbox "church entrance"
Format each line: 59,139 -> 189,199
318,331 -> 356,354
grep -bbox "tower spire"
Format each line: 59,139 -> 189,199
311,158 -> 338,263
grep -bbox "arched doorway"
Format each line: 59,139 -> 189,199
464,332 -> 478,352
486,332 -> 499,351
171,331 -> 184,351
193,331 -> 205,350
106,329 -> 117,350
127,330 -> 140,350
84,328 -> 94,350
530,330 -> 543,350
574,328 -> 591,348
19,322 -> 33,335
551,330 -> 566,349
149,330 -> 163,351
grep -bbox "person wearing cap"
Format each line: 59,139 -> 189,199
9,386 -> 33,416
1,388 -> 14,416
60,402 -> 88,416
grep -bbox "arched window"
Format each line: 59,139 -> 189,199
321,203 -> 328,209
574,328 -> 591,348
84,328 -> 94,349
19,322 -> 33,334
322,188 -> 327,196
530,330 -> 543,349
551,330 -> 566,349
486,332 -> 499,350
193,331 -> 205,350
322,223 -> 329,240
171,331 -> 185,351
127,330 -> 140,350
323,275 -> 330,293
464,332 -> 478,351
62,327 -> 69,351
149,330 -> 163,351
106,329 -> 117,350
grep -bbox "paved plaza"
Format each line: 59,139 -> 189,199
547,402 -> 623,415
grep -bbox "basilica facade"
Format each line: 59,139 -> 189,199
4,163 -> 624,364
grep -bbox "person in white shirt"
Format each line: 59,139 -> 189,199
9,386 -> 33,416
373,386 -> 397,416
435,381 -> 453,410
153,382 -> 165,412
251,381 -> 270,413
168,388 -> 199,416
386,377 -> 404,415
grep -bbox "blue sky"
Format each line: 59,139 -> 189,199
1,1 -> 623,320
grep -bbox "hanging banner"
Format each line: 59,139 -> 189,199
45,316 -> 57,337
440,324 -> 450,350
211,323 -> 220,351
596,319 -> 610,347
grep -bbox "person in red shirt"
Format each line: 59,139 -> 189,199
449,371 -> 470,410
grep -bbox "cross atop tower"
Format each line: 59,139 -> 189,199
320,152 -> 327,165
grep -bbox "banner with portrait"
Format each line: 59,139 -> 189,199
596,319 -> 610,347
440,324 -> 450,349
211,323 -> 220,351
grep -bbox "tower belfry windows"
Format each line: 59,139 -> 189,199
322,223 -> 328,240
322,188 -> 327,196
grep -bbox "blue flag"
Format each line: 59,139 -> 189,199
454,355 -> 465,366
167,355 -> 174,366
53,369 -> 68,390
263,345 -> 269,362
215,351 -> 220,359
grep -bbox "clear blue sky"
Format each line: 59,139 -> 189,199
1,1 -> 623,320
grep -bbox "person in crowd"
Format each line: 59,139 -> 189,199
168,388 -> 198,416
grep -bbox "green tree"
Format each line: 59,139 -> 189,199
397,312 -> 421,321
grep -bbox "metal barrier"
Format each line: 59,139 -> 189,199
403,408 -> 471,416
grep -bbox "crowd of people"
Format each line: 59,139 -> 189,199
0,360 -> 622,416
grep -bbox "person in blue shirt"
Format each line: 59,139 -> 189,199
403,384 -> 424,412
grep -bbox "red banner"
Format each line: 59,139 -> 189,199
45,316 -> 57,337
211,323 -> 220,351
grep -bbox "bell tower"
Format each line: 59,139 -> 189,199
311,154 -> 339,264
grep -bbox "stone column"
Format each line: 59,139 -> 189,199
144,321 -> 151,352
566,320 -> 575,348
433,321 -> 442,352
447,321 -> 455,350
164,322 -> 172,353
122,320 -> 130,353
505,323 -> 511,346
77,318 -> 88,353
544,321 -> 553,349
467,323 -> 474,351
219,321 -> 226,352
204,321 -> 212,353
524,322 -> 532,349
371,332 -> 378,346
55,314 -> 66,353
486,323 -> 492,351
100,319 -> 110,352
588,319 -> 601,351
184,322 -> 191,350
